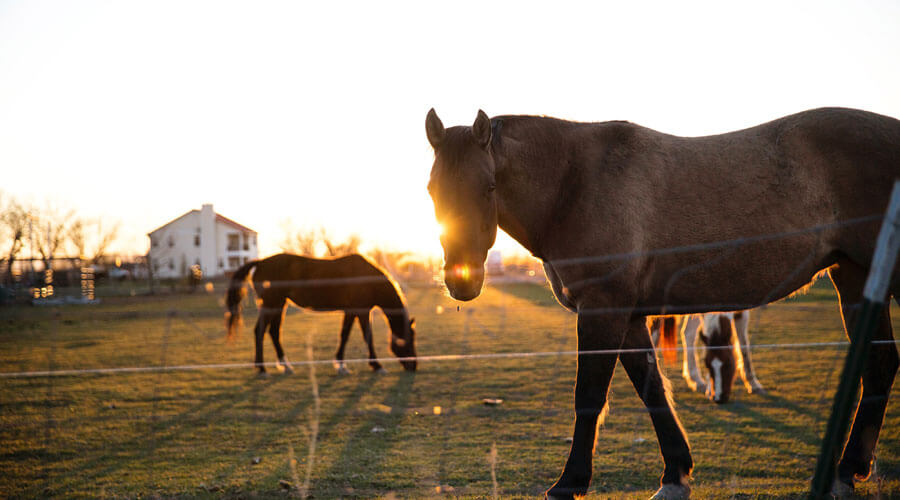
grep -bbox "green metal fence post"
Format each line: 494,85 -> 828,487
810,180 -> 900,498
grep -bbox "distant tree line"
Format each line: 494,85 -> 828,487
0,191 -> 119,286
277,222 -> 432,282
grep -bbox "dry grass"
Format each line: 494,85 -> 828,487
1,280 -> 899,498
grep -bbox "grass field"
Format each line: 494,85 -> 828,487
2,279 -> 900,498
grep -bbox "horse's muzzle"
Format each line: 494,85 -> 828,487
444,264 -> 485,301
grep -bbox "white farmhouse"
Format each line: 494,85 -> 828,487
148,204 -> 258,279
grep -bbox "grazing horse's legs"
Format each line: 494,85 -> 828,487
254,305 -> 282,375
547,311 -> 626,499
829,259 -> 899,487
334,313 -> 356,374
680,315 -> 707,394
732,311 -> 763,393
267,307 -> 293,374
358,312 -> 384,372
620,318 -> 693,495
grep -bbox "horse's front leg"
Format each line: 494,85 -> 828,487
268,308 -> 293,374
358,313 -> 385,373
620,318 -> 693,499
546,310 -> 627,499
680,315 -> 707,394
254,313 -> 269,376
333,314 -> 355,375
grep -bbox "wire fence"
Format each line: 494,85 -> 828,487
2,216 -> 900,498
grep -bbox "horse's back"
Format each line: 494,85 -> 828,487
550,108 -> 900,310
251,253 -> 391,311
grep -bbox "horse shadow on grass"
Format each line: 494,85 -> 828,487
306,371 -> 418,497
49,372 -> 293,495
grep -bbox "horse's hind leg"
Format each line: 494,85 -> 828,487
267,307 -> 293,374
733,310 -> 764,394
620,318 -> 693,497
358,312 -> 385,373
334,313 -> 355,375
829,259 -> 899,488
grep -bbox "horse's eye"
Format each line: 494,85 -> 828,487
487,183 -> 496,194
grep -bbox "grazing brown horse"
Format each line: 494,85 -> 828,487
425,107 -> 900,499
226,253 -> 417,375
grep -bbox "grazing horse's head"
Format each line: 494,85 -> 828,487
700,313 -> 737,404
389,316 -> 417,371
425,108 -> 498,301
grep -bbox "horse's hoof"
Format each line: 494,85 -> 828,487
282,365 -> 294,375
831,478 -> 854,498
256,371 -> 269,379
650,483 -> 690,500
374,367 -> 388,374
544,484 -> 583,500
336,366 -> 350,375
749,382 -> 766,394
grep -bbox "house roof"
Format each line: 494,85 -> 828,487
148,210 -> 197,236
148,209 -> 257,236
216,214 -> 256,234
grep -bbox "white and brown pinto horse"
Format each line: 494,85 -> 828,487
425,107 -> 900,499
651,312 -> 764,404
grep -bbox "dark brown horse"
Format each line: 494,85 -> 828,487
425,107 -> 900,499
226,253 -> 417,375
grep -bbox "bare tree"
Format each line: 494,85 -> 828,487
0,196 -> 30,285
67,217 -> 119,265
279,221 -> 323,256
68,217 -> 88,261
90,219 -> 120,265
368,247 -> 412,277
322,233 -> 361,257
279,222 -> 360,258
32,206 -> 74,272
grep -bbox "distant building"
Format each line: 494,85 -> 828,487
147,204 -> 258,279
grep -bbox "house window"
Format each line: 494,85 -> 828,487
194,235 -> 200,247
168,235 -> 174,248
242,233 -> 249,251
151,237 -> 158,248
168,260 -> 175,270
218,258 -> 223,268
252,235 -> 257,246
228,256 -> 241,269
227,233 -> 240,251
242,256 -> 248,264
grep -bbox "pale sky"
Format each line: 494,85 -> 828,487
1,0 -> 899,258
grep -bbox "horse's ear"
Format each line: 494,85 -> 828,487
409,317 -> 416,329
425,108 -> 445,149
472,109 -> 491,150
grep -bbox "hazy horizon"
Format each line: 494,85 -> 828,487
2,1 -> 899,261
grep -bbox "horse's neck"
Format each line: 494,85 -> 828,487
377,285 -> 407,322
493,121 -> 574,259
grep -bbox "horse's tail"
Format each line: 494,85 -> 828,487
658,316 -> 678,365
225,260 -> 258,340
